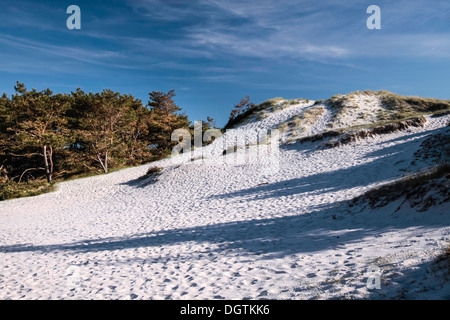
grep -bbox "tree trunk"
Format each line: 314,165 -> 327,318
96,152 -> 108,174
49,146 -> 54,178
104,151 -> 108,174
43,145 -> 52,183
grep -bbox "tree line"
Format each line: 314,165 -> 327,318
0,82 -> 197,190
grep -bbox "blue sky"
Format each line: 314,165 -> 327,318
1,0 -> 449,126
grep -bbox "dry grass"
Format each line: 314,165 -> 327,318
412,128 -> 450,166
377,91 -> 450,114
370,90 -> 450,120
138,166 -> 162,181
325,90 -> 450,127
279,106 -> 325,137
350,163 -> 450,210
323,116 -> 427,148
326,93 -> 362,129
278,122 -> 289,132
290,116 -> 426,148
434,244 -> 450,274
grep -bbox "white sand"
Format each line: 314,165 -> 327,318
0,107 -> 449,300
329,92 -> 385,129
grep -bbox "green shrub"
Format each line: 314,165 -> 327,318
0,180 -> 55,201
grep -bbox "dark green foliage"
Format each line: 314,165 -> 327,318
68,89 -> 156,174
0,83 -> 192,200
0,83 -> 72,184
146,90 -> 191,157
206,116 -> 217,129
0,180 -> 55,201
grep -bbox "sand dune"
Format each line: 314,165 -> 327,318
1,98 -> 449,300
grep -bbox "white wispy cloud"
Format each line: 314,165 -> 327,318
124,0 -> 450,61
0,35 -> 125,65
2,0 -> 449,86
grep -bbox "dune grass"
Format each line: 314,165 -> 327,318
351,162 -> 450,210
326,90 -> 450,126
279,105 -> 325,138
138,166 -> 162,181
225,97 -> 311,129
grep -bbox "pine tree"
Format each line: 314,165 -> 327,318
0,83 -> 195,200
9,83 -> 69,183
69,89 -> 152,173
147,90 -> 191,156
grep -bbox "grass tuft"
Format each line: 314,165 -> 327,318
138,166 -> 162,181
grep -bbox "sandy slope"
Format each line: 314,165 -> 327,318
0,108 -> 449,299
